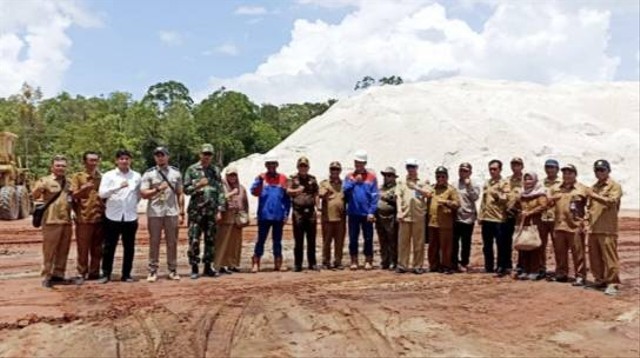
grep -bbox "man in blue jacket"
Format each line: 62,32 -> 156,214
344,150 -> 379,270
250,153 -> 291,273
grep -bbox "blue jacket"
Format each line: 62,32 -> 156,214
251,172 -> 291,221
343,170 -> 379,216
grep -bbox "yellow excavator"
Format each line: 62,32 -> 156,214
0,132 -> 33,220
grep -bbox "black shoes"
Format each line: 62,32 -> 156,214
203,264 -> 218,277
191,265 -> 199,279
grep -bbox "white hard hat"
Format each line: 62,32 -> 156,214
405,158 -> 419,166
264,153 -> 278,163
354,149 -> 368,162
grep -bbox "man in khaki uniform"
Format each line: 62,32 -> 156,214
539,159 -> 561,278
376,167 -> 398,270
141,147 -> 184,282
319,161 -> 346,269
549,164 -> 588,285
427,166 -> 461,274
479,159 -> 511,275
32,155 -> 73,288
395,158 -> 429,274
70,151 -> 105,283
506,157 -> 524,274
586,159 -> 623,296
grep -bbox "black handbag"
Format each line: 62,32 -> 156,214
32,184 -> 65,228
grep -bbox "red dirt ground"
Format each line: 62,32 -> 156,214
0,214 -> 638,357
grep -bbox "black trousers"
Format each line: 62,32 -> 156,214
500,217 -> 516,271
293,212 -> 317,268
452,221 -> 474,268
102,218 -> 138,278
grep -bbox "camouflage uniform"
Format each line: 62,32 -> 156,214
183,161 -> 226,265
375,171 -> 398,269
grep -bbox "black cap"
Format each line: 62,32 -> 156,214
561,164 -> 577,174
593,159 -> 610,172
153,146 -> 169,156
435,166 -> 448,175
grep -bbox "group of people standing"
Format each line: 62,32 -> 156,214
32,145 -> 623,296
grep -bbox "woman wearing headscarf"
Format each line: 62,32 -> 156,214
214,166 -> 249,273
514,172 -> 549,280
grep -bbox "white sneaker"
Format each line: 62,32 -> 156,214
604,284 -> 619,296
147,272 -> 157,283
168,271 -> 181,281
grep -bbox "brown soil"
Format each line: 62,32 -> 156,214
0,215 -> 638,357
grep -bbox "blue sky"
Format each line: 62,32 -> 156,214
1,0 -> 638,103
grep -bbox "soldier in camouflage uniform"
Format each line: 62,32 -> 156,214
183,144 -> 226,279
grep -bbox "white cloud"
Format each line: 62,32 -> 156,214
158,30 -> 183,46
0,0 -> 101,97
211,43 -> 239,56
235,5 -> 268,15
199,0 -> 627,104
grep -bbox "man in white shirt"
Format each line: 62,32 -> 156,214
98,149 -> 142,283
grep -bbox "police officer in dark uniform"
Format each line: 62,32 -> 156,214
287,156 -> 320,272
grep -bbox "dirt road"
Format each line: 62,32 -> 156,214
0,216 -> 638,357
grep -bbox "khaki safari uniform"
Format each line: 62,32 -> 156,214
539,177 -> 561,272
34,175 -> 73,280
427,184 -> 460,271
515,195 -> 549,274
71,170 -> 105,279
588,178 -> 623,285
319,178 -> 346,267
550,182 -> 588,279
395,177 -> 429,270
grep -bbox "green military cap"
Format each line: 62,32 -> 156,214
329,161 -> 342,169
297,156 -> 310,166
201,143 -> 214,154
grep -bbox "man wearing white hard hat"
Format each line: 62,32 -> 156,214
250,153 -> 291,273
343,150 -> 379,270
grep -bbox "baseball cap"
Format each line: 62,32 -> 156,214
459,162 -> 472,171
544,159 -> 559,168
405,158 -> 419,167
329,161 -> 342,169
511,157 -> 524,165
380,166 -> 398,177
561,164 -> 577,174
297,156 -> 310,166
435,166 -> 448,175
201,144 -> 214,154
593,159 -> 611,171
153,146 -> 169,156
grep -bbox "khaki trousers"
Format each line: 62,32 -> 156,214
427,227 -> 453,271
215,222 -> 243,269
553,230 -> 587,279
148,216 -> 179,273
588,233 -> 620,284
75,223 -> 104,278
538,221 -> 555,271
398,219 -> 426,269
322,220 -> 346,266
42,224 -> 72,279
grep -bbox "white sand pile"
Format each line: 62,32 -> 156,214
229,78 -> 639,213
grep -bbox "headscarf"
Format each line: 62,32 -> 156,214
520,172 -> 547,199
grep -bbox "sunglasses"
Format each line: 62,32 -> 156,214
330,168 -> 341,171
